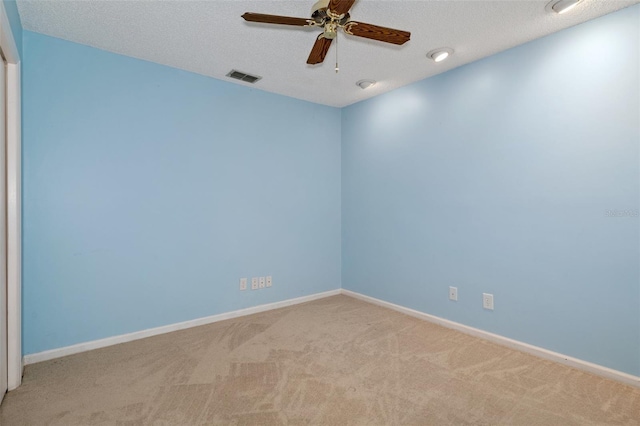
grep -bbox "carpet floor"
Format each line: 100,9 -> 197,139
1,294 -> 639,425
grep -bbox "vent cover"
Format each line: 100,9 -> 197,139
226,69 -> 262,84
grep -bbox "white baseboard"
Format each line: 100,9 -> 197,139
341,289 -> 640,389
22,288 -> 640,389
23,289 -> 341,365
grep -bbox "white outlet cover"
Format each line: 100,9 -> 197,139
483,293 -> 494,310
251,277 -> 259,290
266,276 -> 272,287
259,277 -> 266,288
449,286 -> 458,301
240,278 -> 247,291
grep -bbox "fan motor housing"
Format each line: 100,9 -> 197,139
311,0 -> 331,14
311,0 -> 350,25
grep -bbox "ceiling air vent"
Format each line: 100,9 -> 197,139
226,69 -> 262,84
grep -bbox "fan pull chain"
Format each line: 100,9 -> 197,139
335,34 -> 339,73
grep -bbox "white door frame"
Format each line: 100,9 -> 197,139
0,2 -> 22,391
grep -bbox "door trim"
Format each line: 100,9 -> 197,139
0,2 -> 22,391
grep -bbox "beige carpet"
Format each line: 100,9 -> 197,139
1,295 -> 639,425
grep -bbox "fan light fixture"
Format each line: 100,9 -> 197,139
427,48 -> 453,63
356,79 -> 376,89
546,0 -> 583,14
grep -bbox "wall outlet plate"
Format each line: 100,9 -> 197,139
449,286 -> 458,301
240,278 -> 247,291
483,293 -> 494,310
259,277 -> 266,288
251,277 -> 259,290
266,276 -> 272,287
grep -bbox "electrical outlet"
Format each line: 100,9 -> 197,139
259,277 -> 266,288
251,277 -> 259,290
483,293 -> 494,310
240,278 -> 247,291
449,286 -> 458,301
266,276 -> 272,287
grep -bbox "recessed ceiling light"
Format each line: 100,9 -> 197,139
356,79 -> 376,90
433,51 -> 449,62
427,48 -> 454,63
546,0 -> 583,14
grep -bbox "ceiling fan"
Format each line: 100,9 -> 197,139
242,0 -> 411,65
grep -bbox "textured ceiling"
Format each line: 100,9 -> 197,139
17,0 -> 639,107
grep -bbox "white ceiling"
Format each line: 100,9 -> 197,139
17,0 -> 639,107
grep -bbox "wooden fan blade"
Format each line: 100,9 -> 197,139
242,12 -> 312,27
328,0 -> 356,17
343,21 -> 410,45
307,35 -> 333,65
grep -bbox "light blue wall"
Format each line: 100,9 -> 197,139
342,6 -> 640,376
22,31 -> 341,355
2,0 -> 21,55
